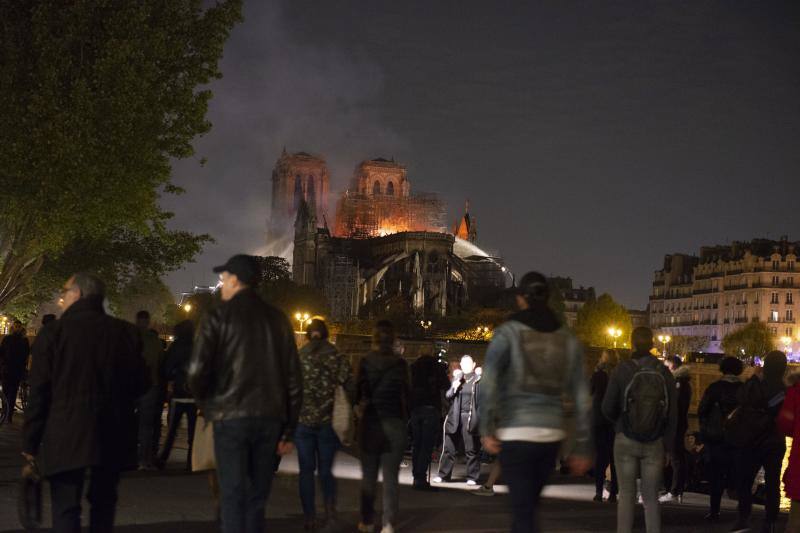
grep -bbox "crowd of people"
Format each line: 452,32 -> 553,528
4,254 -> 800,532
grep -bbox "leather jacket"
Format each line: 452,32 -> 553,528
188,289 -> 302,441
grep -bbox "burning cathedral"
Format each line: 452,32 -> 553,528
267,149 -> 508,321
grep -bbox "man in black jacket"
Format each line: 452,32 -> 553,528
660,355 -> 692,504
409,353 -> 450,490
23,273 -> 148,533
697,356 -> 743,522
188,254 -> 302,533
434,354 -> 482,485
0,319 -> 30,423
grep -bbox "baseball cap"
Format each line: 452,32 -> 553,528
213,254 -> 261,287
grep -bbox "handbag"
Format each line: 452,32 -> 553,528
18,459 -> 42,531
332,385 -> 354,446
191,415 -> 216,472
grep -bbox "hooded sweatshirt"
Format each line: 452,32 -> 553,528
478,304 -> 590,455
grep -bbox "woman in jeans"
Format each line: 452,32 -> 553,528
295,318 -> 353,531
356,320 -> 411,533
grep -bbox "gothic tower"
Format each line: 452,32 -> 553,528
268,149 -> 329,245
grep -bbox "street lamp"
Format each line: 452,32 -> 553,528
607,326 -> 622,349
781,336 -> 793,354
657,334 -> 671,358
183,303 -> 192,313
294,312 -> 311,332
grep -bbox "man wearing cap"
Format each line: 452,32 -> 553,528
478,271 -> 590,533
188,254 -> 302,533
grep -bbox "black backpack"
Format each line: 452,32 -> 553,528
699,382 -> 740,444
621,359 -> 670,442
724,390 -> 785,448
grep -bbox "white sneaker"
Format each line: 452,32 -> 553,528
466,480 -> 478,486
637,494 -> 643,505
658,492 -> 683,504
432,476 -> 445,483
380,524 -> 394,533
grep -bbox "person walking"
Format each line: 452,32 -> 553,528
158,320 -> 197,471
23,273 -> 148,533
188,254 -> 302,533
591,350 -> 619,503
778,366 -> 800,533
729,351 -> 787,533
660,355 -> 692,504
434,354 -> 482,486
135,310 -> 165,471
295,318 -> 353,531
479,271 -> 591,533
409,351 -> 449,491
697,356 -> 743,522
0,319 -> 30,423
355,320 -> 411,533
602,326 -> 677,533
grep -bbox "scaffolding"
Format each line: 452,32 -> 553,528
323,253 -> 359,320
334,191 -> 446,239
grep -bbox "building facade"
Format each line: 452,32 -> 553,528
649,237 -> 799,354
550,277 -> 596,328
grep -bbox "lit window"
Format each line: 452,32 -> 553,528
772,310 -> 779,322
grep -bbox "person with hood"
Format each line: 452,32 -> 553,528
356,320 -> 411,533
697,356 -> 744,522
158,319 -> 197,470
602,327 -> 677,533
591,350 -> 619,503
295,318 -> 353,532
778,365 -> 800,533
479,271 -> 590,533
730,351 -> 787,533
660,355 -> 692,504
433,354 -> 482,486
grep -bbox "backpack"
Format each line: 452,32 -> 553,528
699,382 -> 740,444
723,390 -> 785,448
621,359 -> 669,442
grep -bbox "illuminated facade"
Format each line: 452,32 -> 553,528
649,237 -> 800,354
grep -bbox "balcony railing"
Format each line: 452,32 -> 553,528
734,318 -> 748,323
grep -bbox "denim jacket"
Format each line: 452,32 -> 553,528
478,319 -> 590,455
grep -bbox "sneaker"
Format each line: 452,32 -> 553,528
659,492 -> 683,504
637,494 -> 643,505
380,525 -> 394,533
432,476 -> 448,483
412,481 -> 438,492
472,485 -> 495,496
466,479 -> 478,486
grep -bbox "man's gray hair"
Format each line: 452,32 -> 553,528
72,272 -> 106,299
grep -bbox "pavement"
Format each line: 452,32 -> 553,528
0,417 -> 787,532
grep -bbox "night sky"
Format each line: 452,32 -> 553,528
164,1 -> 800,309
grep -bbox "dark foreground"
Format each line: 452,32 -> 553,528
0,420 -> 784,532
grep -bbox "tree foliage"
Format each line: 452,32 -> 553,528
668,335 -> 708,357
254,256 -> 328,321
722,321 -> 775,359
574,293 -> 633,348
0,0 -> 242,313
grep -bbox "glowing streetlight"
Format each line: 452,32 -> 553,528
781,336 -> 793,354
420,320 -> 432,330
607,326 -> 622,349
183,303 -> 192,313
294,312 -> 311,332
657,334 -> 672,358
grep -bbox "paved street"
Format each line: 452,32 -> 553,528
0,419 -> 786,532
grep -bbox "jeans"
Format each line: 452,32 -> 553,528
499,440 -> 560,533
737,441 -> 785,525
593,424 -> 618,497
214,417 -> 283,533
295,423 -> 340,518
410,406 -> 440,483
159,400 -> 197,469
137,386 -> 161,467
438,413 -> 481,482
667,436 -> 688,496
707,442 -> 736,515
48,466 -> 120,533
614,433 -> 664,533
360,417 -> 406,528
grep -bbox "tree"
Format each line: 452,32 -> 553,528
722,321 -> 775,360
111,275 -> 175,326
0,1 -> 242,313
254,256 -> 329,322
574,293 -> 633,348
668,335 -> 708,357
